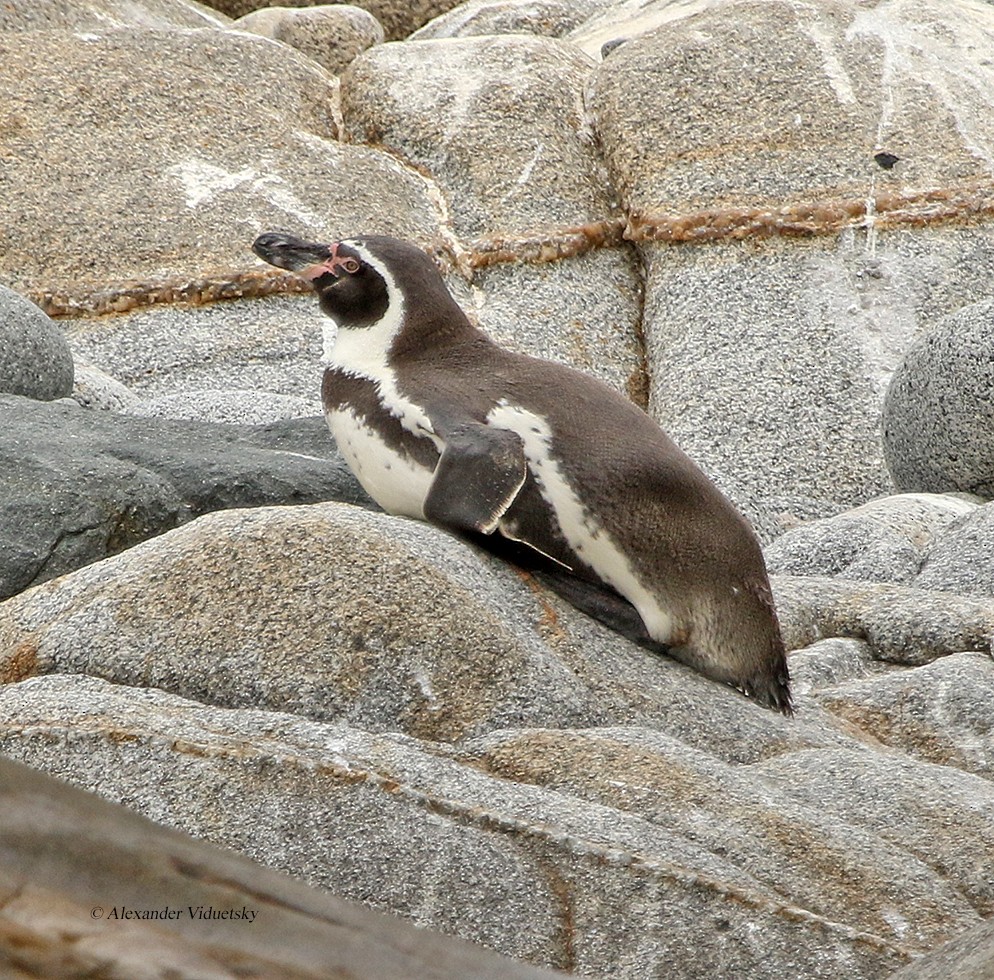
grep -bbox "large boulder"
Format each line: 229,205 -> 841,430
587,0 -> 994,528
913,502 -> 994,598
0,27 -> 440,309
231,4 -> 384,74
207,0 -> 463,41
764,493 -> 980,584
0,0 -> 229,30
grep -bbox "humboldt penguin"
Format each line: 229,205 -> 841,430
252,232 -> 792,715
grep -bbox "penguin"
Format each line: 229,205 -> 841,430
251,232 -> 792,715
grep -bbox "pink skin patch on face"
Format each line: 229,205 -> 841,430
301,242 -> 360,281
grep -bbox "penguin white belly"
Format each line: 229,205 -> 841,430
326,408 -> 435,520
487,402 -> 675,643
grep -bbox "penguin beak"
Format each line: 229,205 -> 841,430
252,232 -> 333,276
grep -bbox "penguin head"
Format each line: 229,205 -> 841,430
252,232 -> 390,328
252,232 -> 472,344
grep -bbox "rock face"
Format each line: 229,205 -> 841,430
208,0 -> 463,40
883,299 -> 994,497
0,0 -> 230,30
4,0 -> 994,977
585,0 -> 994,526
0,755 -> 562,979
0,27 -> 438,307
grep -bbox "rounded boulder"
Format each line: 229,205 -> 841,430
0,285 -> 73,400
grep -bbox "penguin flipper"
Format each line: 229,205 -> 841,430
424,424 -> 527,534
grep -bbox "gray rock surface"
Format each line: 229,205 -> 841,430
461,246 -> 646,401
815,652 -> 994,779
772,575 -> 994,667
0,754 -> 561,979
70,358 -> 140,411
232,4 -> 384,74
890,916 -> 994,980
883,299 -> 994,497
914,502 -> 994,597
0,285 -> 74,401
5,0 -> 994,975
412,0 -> 607,39
765,493 -> 980,583
341,35 -> 616,242
126,388 -> 321,424
65,293 -> 327,400
0,394 -> 367,600
0,502 -> 824,745
584,0 -> 994,529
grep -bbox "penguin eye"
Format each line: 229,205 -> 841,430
341,257 -> 360,274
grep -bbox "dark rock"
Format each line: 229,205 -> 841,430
0,285 -> 74,401
0,394 -> 369,600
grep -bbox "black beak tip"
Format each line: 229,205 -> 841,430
252,232 -> 285,260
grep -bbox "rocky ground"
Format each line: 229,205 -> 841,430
2,0 -> 994,977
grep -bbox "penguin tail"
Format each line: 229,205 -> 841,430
743,668 -> 794,717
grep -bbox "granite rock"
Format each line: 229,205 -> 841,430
0,285 -> 74,401
765,493 -> 981,584
232,4 -> 384,74
814,652 -> 994,779
341,34 -> 616,242
65,293 -> 327,401
70,358 -> 140,412
412,0 -> 608,40
771,574 -> 994,667
457,246 -> 646,401
890,916 -> 994,980
0,0 -> 229,30
0,674 -> 962,977
914,502 -> 994,598
883,299 -> 994,497
0,394 -> 367,600
0,501 -> 835,747
0,27 -> 440,306
588,0 -> 994,224
125,388 -> 322,424
585,0 -> 994,529
0,754 -> 560,980
207,0 -> 464,40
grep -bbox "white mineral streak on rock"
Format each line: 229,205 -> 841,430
166,158 -> 325,226
568,0 -> 718,60
848,4 -> 994,176
799,16 -> 856,105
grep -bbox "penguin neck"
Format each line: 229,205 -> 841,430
324,292 -> 479,377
